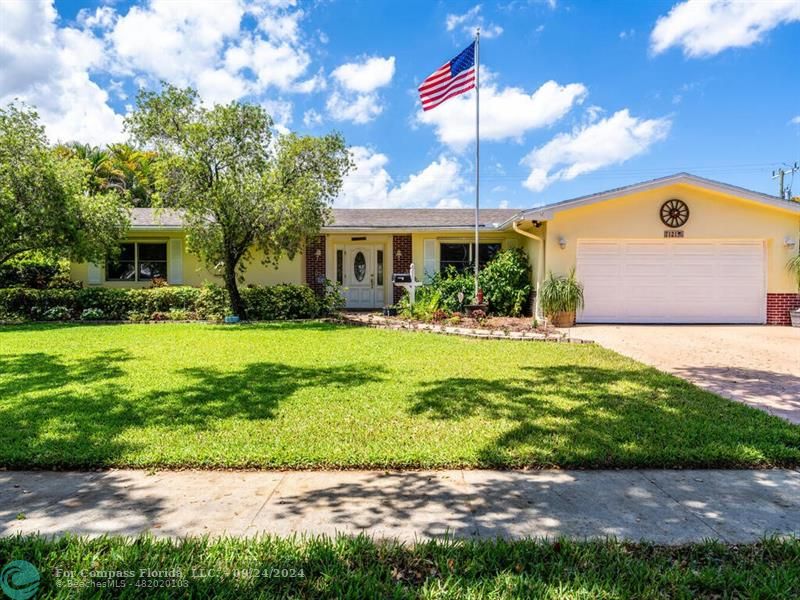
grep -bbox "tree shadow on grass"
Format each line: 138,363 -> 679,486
0,350 -> 383,468
409,365 -> 800,468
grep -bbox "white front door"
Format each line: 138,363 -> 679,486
576,239 -> 766,324
344,245 -> 379,308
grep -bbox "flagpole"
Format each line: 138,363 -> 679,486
473,29 -> 480,302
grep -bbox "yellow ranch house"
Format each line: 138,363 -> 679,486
72,173 -> 800,325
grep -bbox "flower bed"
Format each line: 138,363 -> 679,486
340,312 -> 590,342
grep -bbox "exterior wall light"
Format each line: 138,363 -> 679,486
396,250 -> 403,259
314,248 -> 322,258
558,236 -> 567,249
784,237 -> 797,249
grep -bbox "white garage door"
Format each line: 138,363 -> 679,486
576,240 -> 766,324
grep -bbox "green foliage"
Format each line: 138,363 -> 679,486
399,250 -> 532,319
42,306 -> 71,321
56,142 -> 158,207
539,269 -> 585,317
79,308 -> 105,321
0,253 -> 71,289
478,248 -> 531,316
788,252 -> 800,289
125,84 -> 352,317
0,103 -> 130,266
0,283 -> 339,322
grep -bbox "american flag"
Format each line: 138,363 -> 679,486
418,41 -> 476,111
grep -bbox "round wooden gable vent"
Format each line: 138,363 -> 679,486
660,199 -> 689,228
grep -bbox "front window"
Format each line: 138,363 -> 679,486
376,250 -> 384,286
439,243 -> 501,273
106,242 -> 168,282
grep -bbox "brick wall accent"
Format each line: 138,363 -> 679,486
304,235 -> 326,296
766,293 -> 800,326
392,234 -> 412,304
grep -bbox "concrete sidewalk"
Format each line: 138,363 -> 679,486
2,469 -> 799,544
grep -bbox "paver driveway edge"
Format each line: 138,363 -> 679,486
2,469 -> 800,544
570,325 -> 800,424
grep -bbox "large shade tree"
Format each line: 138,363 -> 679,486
0,104 -> 130,266
126,84 -> 352,318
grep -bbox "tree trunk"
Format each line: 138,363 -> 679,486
223,255 -> 247,319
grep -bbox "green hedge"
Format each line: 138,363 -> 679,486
0,255 -> 73,289
0,283 -> 341,322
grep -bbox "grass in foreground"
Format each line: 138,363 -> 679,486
0,322 -> 798,469
1,534 -> 798,599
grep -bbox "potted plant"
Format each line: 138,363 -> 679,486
539,269 -> 585,327
788,253 -> 800,327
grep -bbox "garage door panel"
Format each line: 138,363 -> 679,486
577,240 -> 765,324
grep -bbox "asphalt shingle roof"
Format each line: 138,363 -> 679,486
130,208 -> 185,227
328,209 -> 520,228
128,207 -> 522,229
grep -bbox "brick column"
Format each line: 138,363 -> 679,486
392,234 -> 412,304
304,235 -> 326,296
766,293 -> 800,326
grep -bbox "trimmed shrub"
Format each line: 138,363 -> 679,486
43,306 -> 72,321
398,249 -> 532,319
0,255 -> 74,289
478,248 -> 532,316
0,283 -> 340,322
79,308 -> 105,321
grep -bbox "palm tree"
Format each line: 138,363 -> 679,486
62,142 -> 122,195
108,143 -> 157,206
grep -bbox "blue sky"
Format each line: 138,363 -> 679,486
2,0 -> 798,208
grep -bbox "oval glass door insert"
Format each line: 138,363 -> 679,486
353,251 -> 366,282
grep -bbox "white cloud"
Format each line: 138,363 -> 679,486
77,6 -> 116,30
619,28 -> 635,39
418,77 -> 587,149
791,115 -> 800,125
521,109 -> 671,191
262,99 -> 293,134
0,0 -> 124,145
337,146 -> 468,208
327,56 -> 395,124
0,0 -> 328,145
331,56 -> 395,93
446,5 -> 503,38
303,108 -> 323,128
108,0 -> 317,101
651,0 -> 800,57
326,91 -> 383,124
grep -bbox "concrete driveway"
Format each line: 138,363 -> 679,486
572,325 -> 800,424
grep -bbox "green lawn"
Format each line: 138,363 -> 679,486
2,534 -> 798,599
0,322 -> 798,469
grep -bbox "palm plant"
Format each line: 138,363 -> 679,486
788,252 -> 800,326
64,142 -> 121,194
108,143 -> 157,206
539,268 -> 585,327
788,253 -> 800,286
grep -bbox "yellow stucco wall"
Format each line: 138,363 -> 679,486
72,229 -> 537,293
543,183 -> 800,293
71,231 -> 302,287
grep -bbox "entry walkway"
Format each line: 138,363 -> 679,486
3,469 -> 799,543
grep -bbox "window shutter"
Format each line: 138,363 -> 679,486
168,238 -> 183,284
87,263 -> 102,285
423,239 -> 438,282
